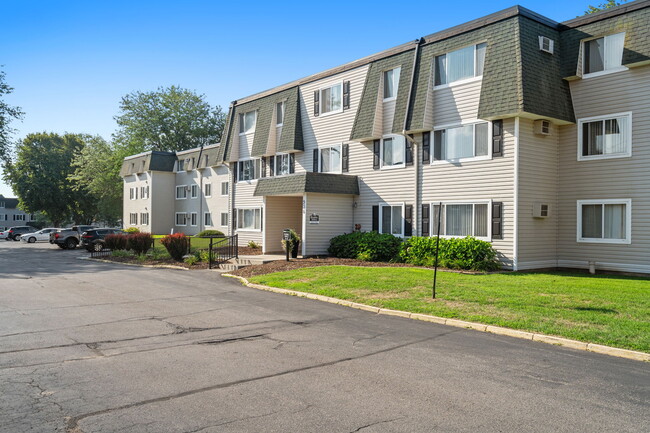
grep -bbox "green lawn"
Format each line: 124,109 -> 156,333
151,235 -> 225,253
249,266 -> 650,352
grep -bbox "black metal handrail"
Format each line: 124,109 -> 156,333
206,235 -> 239,269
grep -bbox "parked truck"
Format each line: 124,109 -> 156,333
49,225 -> 97,249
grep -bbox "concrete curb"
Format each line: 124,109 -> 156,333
85,257 -> 189,271
223,273 -> 650,363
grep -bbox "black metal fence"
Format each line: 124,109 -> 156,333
89,248 -> 112,258
207,234 -> 238,269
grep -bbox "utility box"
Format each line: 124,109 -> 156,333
533,203 -> 550,218
534,119 -> 551,136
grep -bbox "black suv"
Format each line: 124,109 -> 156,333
6,226 -> 33,241
81,228 -> 124,252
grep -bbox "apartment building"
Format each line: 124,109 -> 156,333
122,1 -> 650,273
0,195 -> 36,231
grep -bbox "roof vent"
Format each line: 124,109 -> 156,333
534,119 -> 551,136
538,36 -> 554,54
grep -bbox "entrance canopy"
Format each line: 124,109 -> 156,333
254,172 -> 359,196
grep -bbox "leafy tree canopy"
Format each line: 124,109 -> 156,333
0,67 -> 25,161
584,0 -> 627,14
113,85 -> 226,153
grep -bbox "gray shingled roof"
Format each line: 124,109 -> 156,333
119,151 -> 177,177
0,195 -> 19,209
254,172 -> 359,196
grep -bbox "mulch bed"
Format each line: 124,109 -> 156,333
237,247 -> 263,255
230,257 -> 422,278
94,255 -> 209,269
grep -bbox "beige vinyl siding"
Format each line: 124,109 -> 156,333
517,118 -> 559,269
304,193 -> 354,256
264,196 -> 302,253
238,133 -> 254,160
297,65 -> 369,172
382,99 -> 396,135
432,80 -> 482,127
150,172 -> 175,235
557,66 -> 650,273
233,181 -> 264,247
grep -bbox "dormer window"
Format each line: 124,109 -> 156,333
583,32 -> 625,76
239,111 -> 257,134
276,102 -> 284,126
319,83 -> 343,115
383,67 -> 401,100
177,159 -> 184,172
435,43 -> 487,87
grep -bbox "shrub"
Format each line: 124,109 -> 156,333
127,232 -> 153,255
124,227 -> 140,234
247,240 -> 260,249
328,231 -> 402,262
199,250 -> 214,262
104,233 -> 128,251
184,255 -> 199,266
111,250 -> 131,258
398,236 -> 500,271
160,233 -> 190,261
281,229 -> 301,252
197,229 -> 224,237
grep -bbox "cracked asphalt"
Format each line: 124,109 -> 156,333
0,241 -> 648,433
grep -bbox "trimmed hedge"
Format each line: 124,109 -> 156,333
126,232 -> 153,255
398,236 -> 500,271
197,229 -> 224,237
124,227 -> 140,234
160,233 -> 190,261
328,231 -> 402,262
104,233 -> 128,251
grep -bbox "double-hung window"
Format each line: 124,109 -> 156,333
176,185 -> 187,199
435,43 -> 487,86
583,32 -> 625,76
275,153 -> 291,176
175,213 -> 187,226
320,82 -> 343,115
239,111 -> 257,134
190,212 -> 198,226
381,135 -> 405,169
220,182 -> 228,196
129,213 -> 138,225
383,67 -> 401,100
276,102 -> 284,126
176,160 -> 184,172
578,112 -> 631,160
577,199 -> 631,244
204,183 -> 212,198
431,202 -> 490,240
190,184 -> 199,199
140,213 -> 149,226
238,159 -> 261,182
237,208 -> 261,231
319,145 -> 342,173
129,187 -> 137,200
379,204 -> 404,237
433,122 -> 489,162
204,212 -> 212,227
220,212 -> 228,227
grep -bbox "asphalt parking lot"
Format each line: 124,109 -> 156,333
0,241 -> 648,432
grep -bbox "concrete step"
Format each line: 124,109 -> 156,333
218,263 -> 244,272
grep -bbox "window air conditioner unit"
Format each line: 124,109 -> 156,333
534,119 -> 551,136
533,203 -> 549,218
538,36 -> 554,54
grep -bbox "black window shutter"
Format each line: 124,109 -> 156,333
372,205 -> 379,232
312,149 -> 319,172
406,140 -> 413,166
233,163 -> 238,183
233,208 -> 237,229
269,156 -> 275,176
492,202 -> 503,240
342,143 -> 349,172
422,131 -> 430,163
261,157 -> 267,178
313,90 -> 320,116
404,205 -> 413,236
492,120 -> 503,157
343,81 -> 350,110
260,208 -> 263,231
289,153 -> 295,174
433,130 -> 442,161
421,204 -> 430,237
373,139 -> 380,170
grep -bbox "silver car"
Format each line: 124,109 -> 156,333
20,228 -> 62,243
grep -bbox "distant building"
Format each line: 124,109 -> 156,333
0,195 -> 36,231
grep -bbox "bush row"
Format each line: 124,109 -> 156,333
104,233 -> 153,255
328,232 -> 500,271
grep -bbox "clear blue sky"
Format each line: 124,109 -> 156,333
0,0 -> 591,196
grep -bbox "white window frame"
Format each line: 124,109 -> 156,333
276,101 -> 285,126
176,160 -> 185,172
380,134 -> 406,170
378,203 -> 405,237
239,110 -> 257,135
129,187 -> 136,200
577,112 -> 632,161
204,183 -> 212,198
204,212 -> 213,227
274,153 -> 291,177
432,120 -> 492,164
538,36 -> 555,54
318,81 -> 344,117
236,207 -> 262,232
582,32 -> 627,79
238,158 -> 261,182
175,212 -> 187,227
140,212 -> 149,226
428,200 -> 492,242
220,212 -> 228,227
434,42 -> 487,89
576,199 -> 631,244
220,182 -> 228,196
190,184 -> 199,199
318,144 -> 343,174
190,212 -> 198,227
383,67 -> 401,101
129,213 -> 138,226
175,185 -> 187,200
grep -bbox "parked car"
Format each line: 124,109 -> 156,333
0,230 -> 8,240
5,226 -> 33,241
20,228 -> 61,243
81,228 -> 124,252
49,225 -> 97,249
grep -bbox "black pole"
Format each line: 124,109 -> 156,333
209,237 -> 213,269
433,201 -> 442,299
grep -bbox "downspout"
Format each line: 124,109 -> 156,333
197,143 -> 205,234
402,38 -> 423,236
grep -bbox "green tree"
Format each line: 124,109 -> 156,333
0,67 -> 24,161
69,135 -> 124,225
584,0 -> 627,14
113,85 -> 226,153
3,133 -> 96,226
